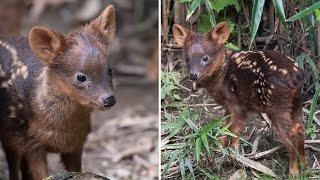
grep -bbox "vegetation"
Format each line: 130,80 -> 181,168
161,0 -> 320,179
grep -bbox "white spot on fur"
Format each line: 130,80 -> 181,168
270,65 -> 277,71
286,55 -> 295,62
0,39 -> 29,88
270,84 -> 275,89
279,69 -> 288,75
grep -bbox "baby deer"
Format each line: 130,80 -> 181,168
0,5 -> 116,180
173,22 -> 306,177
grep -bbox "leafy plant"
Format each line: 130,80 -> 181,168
161,70 -> 182,100
161,108 -> 233,179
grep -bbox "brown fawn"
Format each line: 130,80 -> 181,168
173,22 -> 306,176
0,5 -> 116,180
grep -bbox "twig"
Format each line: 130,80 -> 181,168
245,134 -> 261,157
305,144 -> 320,152
188,103 -> 220,107
163,43 -> 182,49
251,146 -> 282,160
177,84 -> 191,92
305,140 -> 320,144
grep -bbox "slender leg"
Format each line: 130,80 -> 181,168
24,149 -> 48,180
61,150 -> 82,172
21,156 -> 32,180
1,143 -> 21,180
267,111 -> 305,177
220,109 -> 231,147
221,105 -> 248,149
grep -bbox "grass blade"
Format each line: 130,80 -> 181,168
185,157 -> 195,180
195,137 -> 202,162
200,134 -> 211,155
186,0 -> 202,21
204,0 -> 216,28
272,0 -> 287,27
307,82 -> 320,129
286,1 -> 320,21
249,0 -> 266,49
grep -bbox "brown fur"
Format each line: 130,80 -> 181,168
173,22 -> 307,177
0,5 -> 116,180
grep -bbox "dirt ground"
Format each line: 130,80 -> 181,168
0,1 -> 159,179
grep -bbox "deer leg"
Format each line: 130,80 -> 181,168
61,150 -> 82,172
291,108 -> 307,175
21,156 -> 32,180
267,111 -> 304,177
220,109 -> 230,147
221,106 -> 248,149
24,149 -> 48,180
1,143 -> 21,180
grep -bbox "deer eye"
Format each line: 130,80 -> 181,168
203,55 -> 209,62
76,74 -> 87,83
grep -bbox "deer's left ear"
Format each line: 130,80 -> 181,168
211,22 -> 230,45
89,5 -> 116,42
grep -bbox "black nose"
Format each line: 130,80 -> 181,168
189,73 -> 198,80
102,95 -> 116,107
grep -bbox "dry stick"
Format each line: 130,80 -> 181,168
163,43 -> 182,49
162,0 -> 169,43
230,152 -> 277,177
245,134 -> 261,157
305,144 -> 320,152
177,84 -> 191,92
251,146 -> 282,159
312,154 -> 320,170
245,139 -> 320,160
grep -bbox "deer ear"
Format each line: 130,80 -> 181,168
211,22 -> 230,45
89,5 -> 116,42
172,24 -> 189,46
29,26 -> 65,63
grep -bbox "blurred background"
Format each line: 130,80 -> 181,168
0,0 -> 159,179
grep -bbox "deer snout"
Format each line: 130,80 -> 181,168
189,73 -> 198,81
102,95 -> 116,107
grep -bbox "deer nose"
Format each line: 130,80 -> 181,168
102,95 -> 116,107
189,73 -> 198,80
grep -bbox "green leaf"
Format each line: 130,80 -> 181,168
225,42 -> 240,51
178,154 -> 186,179
200,134 -> 211,155
272,0 -> 287,28
199,14 -> 212,32
173,93 -> 181,100
180,0 -> 192,2
307,79 -> 320,129
315,9 -> 320,21
209,0 -> 240,12
195,137 -> 202,162
201,119 -> 221,135
286,1 -> 320,21
185,157 -> 195,180
163,150 -> 178,175
204,0 -> 216,28
304,16 -> 317,53
186,0 -> 202,21
249,0 -> 265,49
